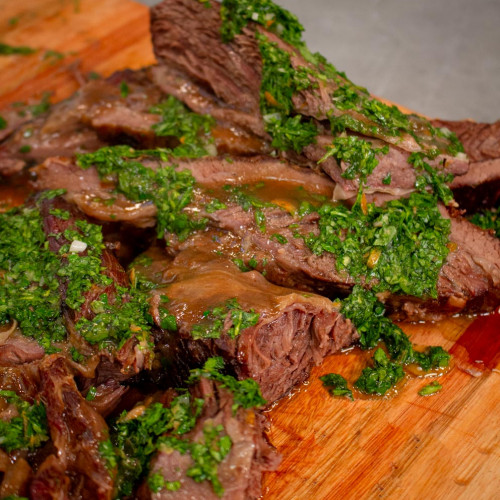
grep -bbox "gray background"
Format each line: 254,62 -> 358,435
138,0 -> 500,123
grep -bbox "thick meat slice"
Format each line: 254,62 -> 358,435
432,119 -> 500,210
141,378 -> 280,500
149,250 -> 357,402
30,355 -> 114,500
150,0 -> 467,202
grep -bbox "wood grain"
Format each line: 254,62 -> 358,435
0,1 -> 499,499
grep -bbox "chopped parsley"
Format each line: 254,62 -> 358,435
0,42 -> 37,55
341,287 -> 451,368
0,203 -> 157,353
304,192 -> 451,298
120,81 -> 130,98
106,358 -> 264,496
75,282 -> 154,349
318,135 -> 388,183
319,373 -> 353,400
469,207 -> 500,238
0,207 -> 66,351
150,96 -> 216,158
354,348 -> 405,396
258,34 -> 317,152
220,0 -> 305,47
0,115 -> 6,130
77,146 -> 207,240
0,391 -> 49,452
190,298 -> 260,340
418,381 -> 443,397
270,233 -> 287,244
109,393 -> 204,497
147,473 -> 181,493
409,151 -> 455,205
158,423 -> 231,497
188,357 -> 266,411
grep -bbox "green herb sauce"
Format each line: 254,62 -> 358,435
77,146 -> 207,240
319,373 -> 353,400
150,95 -> 216,158
354,348 -> 405,396
319,135 -> 389,183
191,298 -> 260,340
0,390 -> 49,452
304,193 -> 451,298
469,207 -> 500,238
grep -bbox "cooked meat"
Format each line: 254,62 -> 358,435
30,355 -> 114,500
0,69 -> 165,177
432,119 -> 500,210
140,378 -> 280,500
38,196 -> 153,378
0,330 -> 45,366
34,155 -> 500,320
148,249 -> 357,402
150,0 -> 468,202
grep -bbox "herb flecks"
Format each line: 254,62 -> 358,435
320,374 -> 353,400
150,96 -> 216,158
305,193 -> 450,298
220,0 -> 304,47
0,391 -> 49,452
355,348 -> 405,396
189,357 -> 266,411
469,207 -> 500,238
319,135 -> 388,183
257,34 -> 317,153
409,151 -> 455,205
191,298 -> 260,340
0,207 -> 66,351
418,381 -> 442,397
108,394 -> 204,497
158,423 -> 232,497
77,146 -> 206,240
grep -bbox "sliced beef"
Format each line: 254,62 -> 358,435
33,155 -> 500,320
432,119 -> 500,210
149,250 -> 357,402
141,378 -> 280,500
150,0 -> 468,202
32,154 -> 335,226
38,196 -> 153,378
0,69 -> 165,177
0,329 -> 45,366
30,355 -> 114,500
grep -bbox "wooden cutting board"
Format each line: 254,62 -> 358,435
1,1 -> 499,498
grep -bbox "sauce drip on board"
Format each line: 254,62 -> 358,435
450,307 -> 500,373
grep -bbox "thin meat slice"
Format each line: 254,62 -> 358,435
33,155 -> 500,320
149,250 -> 357,402
0,69 -> 164,177
30,355 -> 114,500
432,119 -> 500,210
150,0 -> 468,202
140,378 -> 280,500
